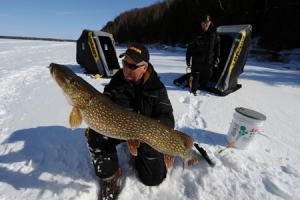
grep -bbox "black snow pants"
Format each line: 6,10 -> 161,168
191,66 -> 212,93
86,129 -> 167,186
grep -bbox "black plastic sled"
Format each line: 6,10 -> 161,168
174,24 -> 251,96
76,30 -> 120,77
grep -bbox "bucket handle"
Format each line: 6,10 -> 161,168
218,128 -> 265,154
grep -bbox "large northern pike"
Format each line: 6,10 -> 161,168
49,63 -> 207,168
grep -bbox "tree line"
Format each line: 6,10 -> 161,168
102,0 -> 300,51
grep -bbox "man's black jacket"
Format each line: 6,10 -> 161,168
186,26 -> 220,72
103,63 -> 175,129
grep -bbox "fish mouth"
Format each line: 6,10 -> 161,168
48,63 -> 72,89
49,63 -> 98,107
49,63 -> 60,78
49,63 -> 74,83
49,63 -> 54,76
49,63 -> 61,84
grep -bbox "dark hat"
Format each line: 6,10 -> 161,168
119,43 -> 149,63
200,14 -> 212,23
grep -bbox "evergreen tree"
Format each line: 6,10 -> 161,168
101,0 -> 300,51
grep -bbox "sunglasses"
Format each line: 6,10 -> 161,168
201,20 -> 211,25
122,60 -> 144,70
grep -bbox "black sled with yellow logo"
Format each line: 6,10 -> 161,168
76,30 -> 120,77
174,24 -> 252,96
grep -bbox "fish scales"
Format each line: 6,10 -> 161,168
83,95 -> 186,156
49,63 -> 199,164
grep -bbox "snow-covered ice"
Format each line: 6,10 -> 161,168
0,39 -> 300,200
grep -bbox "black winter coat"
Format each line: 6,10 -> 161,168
103,63 -> 175,129
186,26 -> 220,72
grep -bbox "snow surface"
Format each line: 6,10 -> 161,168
0,39 -> 300,200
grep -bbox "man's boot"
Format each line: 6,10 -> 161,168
99,168 -> 122,200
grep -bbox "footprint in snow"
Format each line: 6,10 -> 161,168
0,108 -> 7,116
262,176 -> 292,199
178,96 -> 190,104
281,165 -> 299,178
178,97 -> 207,129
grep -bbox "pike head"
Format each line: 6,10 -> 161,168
49,63 -> 99,109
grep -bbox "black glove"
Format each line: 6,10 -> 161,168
84,127 -> 90,138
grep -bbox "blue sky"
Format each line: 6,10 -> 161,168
0,0 -> 160,39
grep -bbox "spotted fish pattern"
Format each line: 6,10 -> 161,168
49,63 -> 200,167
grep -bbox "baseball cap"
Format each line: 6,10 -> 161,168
119,43 -> 149,64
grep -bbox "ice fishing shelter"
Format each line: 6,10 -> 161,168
208,24 -> 252,95
174,24 -> 252,96
76,30 -> 120,77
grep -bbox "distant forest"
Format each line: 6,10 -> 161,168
102,0 -> 300,51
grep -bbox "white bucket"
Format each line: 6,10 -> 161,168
227,107 -> 266,149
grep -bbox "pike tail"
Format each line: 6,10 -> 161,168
183,143 -> 215,169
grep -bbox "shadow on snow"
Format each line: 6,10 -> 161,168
179,127 -> 228,147
0,126 -> 94,195
240,68 -> 300,86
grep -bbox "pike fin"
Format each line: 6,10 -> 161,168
175,130 -> 195,170
127,140 -> 140,156
69,107 -> 82,129
182,153 -> 199,170
164,154 -> 174,168
187,155 -> 198,166
175,130 -> 193,149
